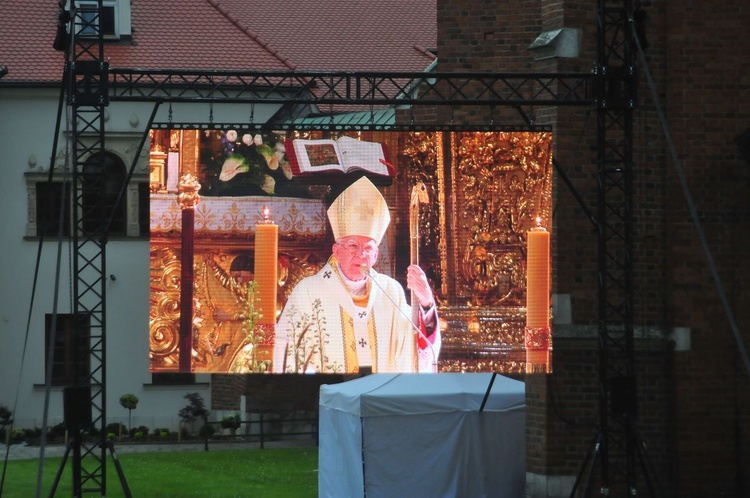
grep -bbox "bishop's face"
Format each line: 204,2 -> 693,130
332,235 -> 379,281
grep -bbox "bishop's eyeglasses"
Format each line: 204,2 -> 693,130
337,239 -> 377,257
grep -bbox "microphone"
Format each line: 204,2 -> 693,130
359,264 -> 438,373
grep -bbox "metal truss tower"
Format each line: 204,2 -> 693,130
593,1 -> 641,495
58,0 -> 642,495
63,1 -> 110,495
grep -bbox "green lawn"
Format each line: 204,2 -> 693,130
0,447 -> 318,497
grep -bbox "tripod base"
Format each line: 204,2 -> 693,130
568,430 -> 664,498
49,437 -> 132,498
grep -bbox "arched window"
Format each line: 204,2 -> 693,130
81,151 -> 127,235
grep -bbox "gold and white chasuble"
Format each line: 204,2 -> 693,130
274,260 -> 437,373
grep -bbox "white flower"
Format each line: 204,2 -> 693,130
242,134 -> 253,146
281,160 -> 293,180
219,156 -> 249,181
253,134 -> 263,146
225,130 -> 238,142
261,174 -> 275,194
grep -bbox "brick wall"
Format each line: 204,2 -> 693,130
434,0 -> 750,496
661,1 -> 750,495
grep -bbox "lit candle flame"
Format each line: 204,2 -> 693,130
535,216 -> 542,228
262,206 -> 270,222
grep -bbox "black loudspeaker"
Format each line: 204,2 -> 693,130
610,376 -> 638,418
63,385 -> 92,431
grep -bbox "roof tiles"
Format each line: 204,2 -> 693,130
1,0 -> 436,84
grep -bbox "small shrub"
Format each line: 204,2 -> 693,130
198,422 -> 215,439
129,425 -> 150,437
0,405 -> 12,426
106,422 -> 127,437
22,427 -> 41,445
48,422 -> 67,439
119,393 -> 139,432
220,414 -> 241,430
178,393 -> 209,425
9,428 -> 25,445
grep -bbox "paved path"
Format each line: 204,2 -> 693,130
2,439 -> 315,461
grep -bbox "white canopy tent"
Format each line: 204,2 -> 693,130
318,373 -> 526,498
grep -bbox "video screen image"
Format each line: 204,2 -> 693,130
148,130 -> 553,374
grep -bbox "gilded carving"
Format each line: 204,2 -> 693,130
177,173 -> 201,209
453,131 -> 553,306
149,246 -> 324,373
400,131 -> 444,297
402,131 -> 553,371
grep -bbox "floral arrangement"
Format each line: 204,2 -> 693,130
201,130 -> 308,198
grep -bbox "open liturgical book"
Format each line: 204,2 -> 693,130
286,136 -> 395,178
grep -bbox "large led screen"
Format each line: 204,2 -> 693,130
149,130 -> 553,374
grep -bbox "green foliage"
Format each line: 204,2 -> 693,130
119,393 -> 139,410
9,428 -> 25,445
48,422 -> 66,439
198,422 -> 216,439
220,414 -> 242,430
129,425 -> 150,437
120,393 -> 140,431
106,422 -> 127,437
178,393 -> 209,425
154,427 -> 171,439
0,405 -> 12,426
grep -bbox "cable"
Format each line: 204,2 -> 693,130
0,58 -> 71,496
630,21 -> 750,377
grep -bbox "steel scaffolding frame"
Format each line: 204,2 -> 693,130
56,0 -> 641,495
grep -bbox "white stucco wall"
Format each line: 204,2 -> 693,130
0,87 -> 282,431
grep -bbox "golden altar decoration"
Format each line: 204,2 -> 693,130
149,195 -> 328,373
400,131 -> 553,373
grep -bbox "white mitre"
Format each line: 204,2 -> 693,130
327,177 -> 390,244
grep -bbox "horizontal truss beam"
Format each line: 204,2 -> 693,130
108,68 -> 593,106
149,121 -> 553,132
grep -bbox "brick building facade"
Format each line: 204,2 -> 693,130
424,0 -> 749,496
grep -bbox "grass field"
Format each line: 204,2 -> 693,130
0,447 -> 318,497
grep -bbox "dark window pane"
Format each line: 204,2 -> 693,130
82,152 -> 127,235
45,313 -> 91,386
36,182 -> 70,237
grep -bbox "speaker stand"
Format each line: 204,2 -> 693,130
49,433 -> 132,498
